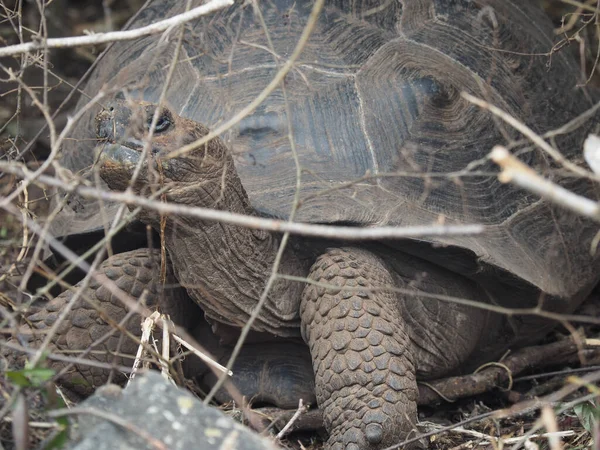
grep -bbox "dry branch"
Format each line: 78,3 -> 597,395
491,146 -> 600,222
253,336 -> 600,433
0,162 -> 485,240
0,0 -> 234,58
463,93 -> 598,181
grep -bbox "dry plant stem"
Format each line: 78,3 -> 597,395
491,146 -> 600,222
390,411 -> 496,450
1,341 -> 134,373
48,282 -> 161,384
279,274 -> 600,325
0,202 -> 151,331
501,372 -> 600,450
544,100 -> 600,139
0,162 -> 485,240
12,0 -> 154,162
2,417 -> 60,429
47,407 -> 169,450
145,0 -> 190,286
168,0 -> 324,159
0,65 -> 56,201
0,84 -> 105,209
253,337 -> 600,434
254,407 -> 323,433
462,92 -> 598,181
16,204 -> 146,313
275,399 -> 306,440
11,393 -> 28,450
2,203 -> 235,404
0,0 -> 234,58
20,167 -> 140,369
515,364 -> 600,381
204,0 -> 323,406
0,182 -> 31,282
540,407 -> 562,450
160,316 -> 171,382
23,235 -> 108,369
129,312 -> 159,386
560,0 -> 599,13
170,333 -> 232,376
401,392 -> 600,450
15,185 -> 74,306
424,423 -> 574,446
0,386 -> 21,426
506,392 -> 600,450
418,337 -> 591,405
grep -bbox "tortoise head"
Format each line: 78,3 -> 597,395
96,100 -> 237,208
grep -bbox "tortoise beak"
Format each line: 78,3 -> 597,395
97,144 -> 141,168
97,143 -> 145,192
95,103 -> 144,169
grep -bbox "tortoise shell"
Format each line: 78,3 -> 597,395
58,0 -> 599,304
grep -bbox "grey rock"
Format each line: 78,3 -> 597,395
65,371 -> 278,450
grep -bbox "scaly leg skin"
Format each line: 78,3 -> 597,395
5,248 -> 178,397
300,248 -> 419,449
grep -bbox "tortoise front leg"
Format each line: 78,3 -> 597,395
300,248 -> 419,449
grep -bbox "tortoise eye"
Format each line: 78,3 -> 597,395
146,109 -> 172,133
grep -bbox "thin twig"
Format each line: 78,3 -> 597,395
171,333 -> 232,376
128,311 -> 159,386
491,146 -> 600,222
0,0 -> 234,58
276,399 -> 306,440
463,92 -> 598,181
0,162 -> 485,240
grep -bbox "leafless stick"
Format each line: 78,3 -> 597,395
168,0 -> 323,159
504,381 -> 600,449
0,0 -> 233,58
491,146 -> 600,222
559,0 -> 598,13
160,315 -> 172,383
171,333 -> 232,376
463,92 -> 598,181
204,0 -> 329,407
422,422 -> 574,445
129,311 -> 160,386
2,417 -> 59,429
276,399 -> 306,440
12,393 -> 28,450
1,341 -> 135,373
280,274 -> 600,325
0,162 -> 485,240
540,407 -> 562,450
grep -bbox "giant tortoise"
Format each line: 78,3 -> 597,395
10,1 -> 600,449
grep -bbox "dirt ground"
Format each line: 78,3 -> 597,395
1,0 -> 600,449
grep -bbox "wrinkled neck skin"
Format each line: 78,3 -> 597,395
143,157 -> 310,337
